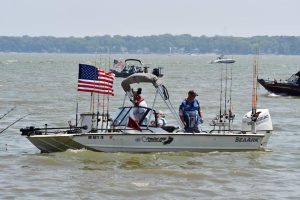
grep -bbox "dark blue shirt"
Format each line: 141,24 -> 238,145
179,99 -> 201,126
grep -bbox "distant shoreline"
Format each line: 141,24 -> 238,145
1,35 -> 300,55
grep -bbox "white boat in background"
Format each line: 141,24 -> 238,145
20,61 -> 273,153
209,55 -> 236,64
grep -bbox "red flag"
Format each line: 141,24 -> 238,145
127,116 -> 142,131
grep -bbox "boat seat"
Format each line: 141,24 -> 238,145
161,125 -> 178,133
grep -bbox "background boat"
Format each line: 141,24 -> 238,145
258,71 -> 300,96
110,58 -> 164,78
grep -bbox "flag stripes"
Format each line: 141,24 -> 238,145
77,64 -> 115,95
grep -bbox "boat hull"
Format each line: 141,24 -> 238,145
110,70 -> 135,78
258,79 -> 300,96
110,70 -> 164,78
26,132 -> 271,153
27,134 -> 88,153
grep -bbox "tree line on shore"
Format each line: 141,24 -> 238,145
1,34 -> 300,55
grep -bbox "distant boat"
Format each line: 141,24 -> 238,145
258,71 -> 300,96
209,55 -> 236,64
110,58 -> 163,78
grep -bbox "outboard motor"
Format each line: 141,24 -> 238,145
241,109 -> 273,133
20,126 -> 36,136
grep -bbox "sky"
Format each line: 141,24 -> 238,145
1,0 -> 300,37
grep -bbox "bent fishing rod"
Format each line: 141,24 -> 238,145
0,114 -> 30,134
0,106 -> 16,120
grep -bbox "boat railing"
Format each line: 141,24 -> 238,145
20,124 -> 88,136
209,129 -> 243,134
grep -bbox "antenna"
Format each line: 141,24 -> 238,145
251,50 -> 259,134
252,51 -> 259,115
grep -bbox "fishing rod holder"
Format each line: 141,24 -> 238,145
209,112 -> 235,131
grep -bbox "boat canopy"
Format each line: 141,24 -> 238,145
121,73 -> 161,92
125,59 -> 143,65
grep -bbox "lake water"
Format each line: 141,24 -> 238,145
0,53 -> 299,199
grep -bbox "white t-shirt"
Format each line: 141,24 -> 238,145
131,100 -> 148,122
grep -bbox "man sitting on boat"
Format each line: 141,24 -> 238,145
151,110 -> 167,127
179,90 -> 204,133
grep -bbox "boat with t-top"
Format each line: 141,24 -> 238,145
20,61 -> 273,153
110,58 -> 163,78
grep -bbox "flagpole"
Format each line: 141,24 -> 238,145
96,53 -> 100,131
96,92 -> 100,130
101,93 -> 105,130
106,94 -> 110,131
90,93 -> 93,113
75,102 -> 78,127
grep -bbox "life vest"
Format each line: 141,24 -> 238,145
180,99 -> 200,127
134,96 -> 146,107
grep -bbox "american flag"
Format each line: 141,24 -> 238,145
113,59 -> 124,71
78,64 -> 115,95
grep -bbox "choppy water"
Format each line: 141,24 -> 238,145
0,53 -> 300,199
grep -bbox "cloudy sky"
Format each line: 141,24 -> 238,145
1,0 -> 299,37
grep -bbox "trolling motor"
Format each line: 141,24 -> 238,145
20,125 -> 88,136
20,126 -> 37,136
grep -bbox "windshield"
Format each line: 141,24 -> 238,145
287,74 -> 300,85
112,107 -> 156,127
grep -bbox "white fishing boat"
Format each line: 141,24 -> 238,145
20,61 -> 273,153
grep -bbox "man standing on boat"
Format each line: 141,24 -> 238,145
132,88 -> 147,107
179,90 -> 204,133
131,88 -> 148,123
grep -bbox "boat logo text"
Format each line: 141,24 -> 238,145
141,136 -> 174,145
235,137 -> 259,142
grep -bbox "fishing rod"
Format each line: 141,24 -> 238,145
251,51 -> 259,134
252,52 -> 259,115
219,65 -> 223,122
101,94 -> 105,130
224,63 -> 228,115
95,54 -> 101,131
0,114 -> 30,134
228,62 -> 233,130
106,48 -> 112,131
106,95 -> 110,131
0,106 -> 16,120
75,102 -> 79,127
98,55 -> 105,131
